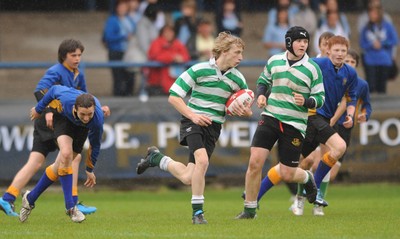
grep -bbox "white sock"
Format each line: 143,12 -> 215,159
159,156 -> 172,171
244,201 -> 258,209
322,171 -> 330,182
191,195 -> 204,205
302,170 -> 309,184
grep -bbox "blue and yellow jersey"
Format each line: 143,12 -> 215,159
338,77 -> 372,126
34,63 -> 87,102
312,57 -> 358,119
35,85 -> 104,172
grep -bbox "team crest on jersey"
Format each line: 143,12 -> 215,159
342,78 -> 347,86
292,138 -> 301,147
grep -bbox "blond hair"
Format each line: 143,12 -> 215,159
212,32 -> 245,59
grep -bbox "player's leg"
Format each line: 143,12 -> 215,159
0,152 -> 45,217
188,122 -> 220,224
236,115 -> 277,219
190,147 -> 209,224
72,153 -> 97,215
2,116 -> 56,216
20,160 -> 59,222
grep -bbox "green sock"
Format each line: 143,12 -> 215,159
297,183 -> 305,196
244,207 -> 257,216
192,204 -> 203,216
320,181 -> 329,198
150,152 -> 164,166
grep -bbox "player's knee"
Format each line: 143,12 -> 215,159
332,140 -> 346,159
59,148 -> 74,161
195,157 -> 209,172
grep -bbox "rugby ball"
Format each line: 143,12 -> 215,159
225,89 -> 255,116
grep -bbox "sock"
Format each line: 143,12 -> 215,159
320,171 -> 330,198
191,195 -> 204,216
150,152 -> 164,166
159,156 -> 172,171
72,186 -> 78,205
314,153 -> 335,188
297,183 -> 305,196
302,170 -> 310,184
244,201 -> 257,216
257,166 -> 281,201
3,185 -> 19,203
58,167 -> 74,210
27,166 -> 58,205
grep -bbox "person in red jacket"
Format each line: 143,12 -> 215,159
147,24 -> 190,95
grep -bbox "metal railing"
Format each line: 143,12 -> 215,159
0,60 -> 266,70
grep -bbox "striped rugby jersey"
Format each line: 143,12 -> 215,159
257,51 -> 325,137
169,58 -> 248,124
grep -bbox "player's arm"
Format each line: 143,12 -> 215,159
359,84 -> 372,123
308,61 -> 325,109
84,113 -> 104,188
330,96 -> 347,126
343,72 -> 358,128
168,94 -> 212,126
30,86 -> 59,120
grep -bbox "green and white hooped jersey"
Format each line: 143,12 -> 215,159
258,51 -> 325,137
169,58 -> 248,124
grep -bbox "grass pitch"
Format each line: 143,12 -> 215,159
1,183 -> 399,239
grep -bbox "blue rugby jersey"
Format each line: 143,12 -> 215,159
35,85 -> 104,172
35,63 -> 87,94
338,77 -> 372,126
312,57 -> 358,119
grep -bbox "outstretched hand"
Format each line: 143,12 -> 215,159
84,171 -> 96,188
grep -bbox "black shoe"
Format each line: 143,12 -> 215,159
303,170 -> 317,203
192,210 -> 208,224
136,146 -> 160,174
235,211 -> 256,219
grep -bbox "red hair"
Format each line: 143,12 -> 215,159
328,35 -> 349,49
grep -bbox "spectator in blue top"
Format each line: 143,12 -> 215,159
360,3 -> 398,93
215,0 -> 243,37
262,6 -> 290,58
103,0 -> 134,96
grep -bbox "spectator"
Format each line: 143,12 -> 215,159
124,3 -> 159,100
290,0 -> 317,54
313,9 -> 349,55
174,0 -> 203,46
215,0 -> 243,37
318,0 -> 350,36
262,7 -> 290,58
316,31 -> 335,57
357,0 -> 392,33
187,19 -> 215,61
147,24 -> 190,95
137,0 -> 165,30
103,0 -> 134,96
127,0 -> 141,26
267,0 -> 298,29
360,4 -> 398,94
122,0 -> 141,96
